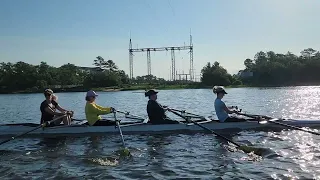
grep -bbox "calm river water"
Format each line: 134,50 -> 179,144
1,87 -> 320,179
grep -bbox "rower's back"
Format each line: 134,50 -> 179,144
214,98 -> 229,122
147,100 -> 167,124
40,100 -> 58,124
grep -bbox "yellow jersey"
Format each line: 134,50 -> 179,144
85,102 -> 112,125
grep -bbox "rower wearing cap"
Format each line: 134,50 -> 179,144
213,86 -> 245,122
85,90 -> 115,126
40,89 -> 73,126
145,89 -> 179,124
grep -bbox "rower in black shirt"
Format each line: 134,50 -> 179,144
145,89 -> 178,124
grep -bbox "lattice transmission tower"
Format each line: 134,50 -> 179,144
129,34 -> 194,81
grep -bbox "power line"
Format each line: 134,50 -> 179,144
129,36 -> 194,81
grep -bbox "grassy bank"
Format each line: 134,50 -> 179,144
0,83 -> 249,94
121,84 -> 202,91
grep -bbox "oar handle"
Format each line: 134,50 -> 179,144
116,110 -> 130,116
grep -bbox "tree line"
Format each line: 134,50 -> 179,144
0,56 -> 130,93
1,48 -> 320,93
0,55 -> 190,93
200,48 -> 320,87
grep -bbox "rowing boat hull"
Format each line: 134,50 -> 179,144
0,119 -> 320,138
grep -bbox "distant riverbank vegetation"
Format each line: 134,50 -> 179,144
201,48 -> 320,87
0,48 -> 319,94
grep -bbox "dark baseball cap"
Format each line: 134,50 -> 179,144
145,89 -> 158,97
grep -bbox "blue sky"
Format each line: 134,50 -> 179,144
1,0 -> 320,80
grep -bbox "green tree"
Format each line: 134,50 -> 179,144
301,48 -> 317,59
117,70 -> 129,84
57,63 -> 86,86
200,61 -> 233,86
244,58 -> 254,70
93,56 -> 118,71
239,48 -> 320,86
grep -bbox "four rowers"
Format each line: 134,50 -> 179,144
40,86 -> 248,126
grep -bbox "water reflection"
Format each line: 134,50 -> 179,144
84,136 -> 104,156
146,135 -> 170,165
38,137 -> 67,149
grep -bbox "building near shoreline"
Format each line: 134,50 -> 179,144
237,70 -> 253,78
77,66 -> 103,74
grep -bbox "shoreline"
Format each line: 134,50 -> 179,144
1,84 -> 319,95
0,84 -> 243,94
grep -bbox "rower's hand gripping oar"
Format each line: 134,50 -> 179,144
238,112 -> 320,136
0,114 -> 67,145
167,108 -> 264,156
113,110 -> 131,156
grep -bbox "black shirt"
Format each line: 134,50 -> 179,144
147,100 -> 168,124
40,100 -> 58,123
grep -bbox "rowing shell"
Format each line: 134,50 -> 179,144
0,119 -> 320,138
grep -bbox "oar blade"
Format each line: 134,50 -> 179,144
238,145 -> 264,156
119,147 -> 131,157
113,111 -> 131,157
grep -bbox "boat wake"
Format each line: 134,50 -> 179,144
223,143 -> 277,161
86,157 -> 119,166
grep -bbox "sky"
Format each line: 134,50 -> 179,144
1,0 -> 320,80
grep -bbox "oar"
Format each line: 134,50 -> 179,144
0,114 -> 67,145
113,111 -> 131,156
169,108 -> 203,118
167,108 -> 264,156
116,110 -> 130,116
72,119 -> 86,122
116,110 -> 148,122
169,108 -> 211,121
238,112 -> 320,136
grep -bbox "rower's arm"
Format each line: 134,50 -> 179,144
95,104 -> 112,111
56,104 -> 68,113
222,103 -> 235,114
154,102 -> 166,116
44,107 -> 65,116
90,103 -> 112,115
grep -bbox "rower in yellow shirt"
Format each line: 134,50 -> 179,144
85,90 -> 115,126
